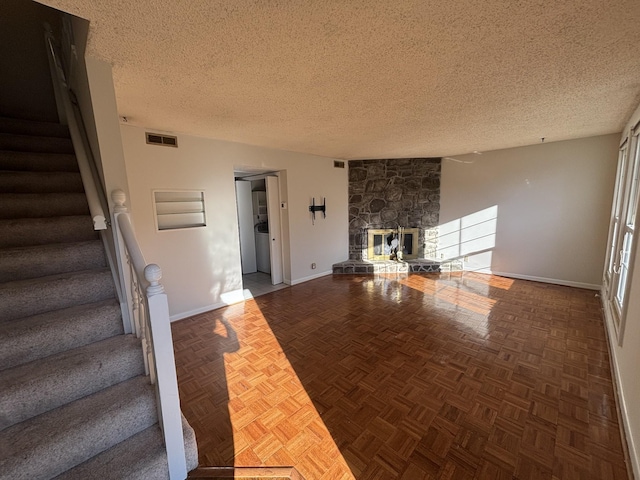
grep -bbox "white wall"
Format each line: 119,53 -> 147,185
69,17 -> 131,211
439,135 -> 619,288
120,125 -> 348,319
603,101 -> 640,478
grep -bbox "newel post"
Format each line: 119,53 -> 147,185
144,264 -> 187,479
111,189 -> 134,334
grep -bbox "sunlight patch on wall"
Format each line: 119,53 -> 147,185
437,205 -> 498,273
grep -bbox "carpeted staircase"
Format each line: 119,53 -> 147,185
0,116 -> 197,479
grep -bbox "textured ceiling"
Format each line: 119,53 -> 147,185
38,0 -> 640,159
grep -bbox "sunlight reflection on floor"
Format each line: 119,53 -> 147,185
218,301 -> 355,480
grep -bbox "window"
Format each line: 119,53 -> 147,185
604,125 -> 640,343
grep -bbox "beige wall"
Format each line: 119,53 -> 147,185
120,124 -> 348,319
69,17 -> 131,212
603,101 -> 640,478
440,135 -> 619,288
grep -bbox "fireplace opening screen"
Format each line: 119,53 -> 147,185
367,228 -> 419,260
372,233 -> 414,255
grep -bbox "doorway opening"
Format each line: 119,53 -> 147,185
234,169 -> 289,298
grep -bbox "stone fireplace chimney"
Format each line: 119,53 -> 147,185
348,158 -> 441,261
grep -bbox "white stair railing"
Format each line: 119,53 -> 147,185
112,190 -> 187,479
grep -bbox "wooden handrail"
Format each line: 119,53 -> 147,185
44,26 -> 106,230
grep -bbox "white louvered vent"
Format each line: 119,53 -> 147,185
146,132 -> 178,147
153,190 -> 206,230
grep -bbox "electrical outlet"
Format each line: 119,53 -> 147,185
311,263 -> 316,269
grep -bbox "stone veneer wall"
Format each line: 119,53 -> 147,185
348,158 -> 441,261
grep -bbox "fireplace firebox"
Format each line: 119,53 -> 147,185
367,228 -> 419,260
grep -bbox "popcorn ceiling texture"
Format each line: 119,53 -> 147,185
39,0 -> 640,159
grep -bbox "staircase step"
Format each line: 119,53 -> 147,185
0,299 -> 123,370
0,268 -> 115,322
0,335 -> 145,430
0,240 -> 106,283
0,171 -> 83,193
56,414 -> 200,480
54,423 -> 170,480
0,151 -> 79,172
0,375 -> 157,479
0,193 -> 89,218
0,132 -> 74,154
0,116 -> 70,138
183,413 -> 199,472
0,215 -> 97,248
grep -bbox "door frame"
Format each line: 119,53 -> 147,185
266,175 -> 284,285
233,168 -> 289,286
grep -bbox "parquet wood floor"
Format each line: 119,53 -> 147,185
172,272 -> 631,480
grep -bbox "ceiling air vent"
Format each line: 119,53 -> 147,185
146,132 -> 178,147
334,161 -> 345,168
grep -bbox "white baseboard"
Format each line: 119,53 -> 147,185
490,271 -> 601,290
600,292 -> 640,479
169,288 -> 245,322
290,270 -> 332,286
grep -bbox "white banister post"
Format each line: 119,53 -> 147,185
145,265 -> 187,479
112,189 -> 134,334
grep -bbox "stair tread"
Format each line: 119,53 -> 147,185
0,375 -> 157,480
0,150 -> 79,172
0,266 -> 112,291
0,239 -> 106,283
0,117 -> 70,138
0,267 -> 115,322
0,132 -> 74,154
0,170 -> 83,193
0,334 -> 145,430
54,423 -> 169,480
0,298 -> 123,371
0,192 -> 90,218
0,215 -> 97,248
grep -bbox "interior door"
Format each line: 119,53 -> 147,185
235,181 -> 257,274
266,176 -> 283,285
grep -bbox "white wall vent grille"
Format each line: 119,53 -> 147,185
153,190 -> 206,230
146,132 -> 178,147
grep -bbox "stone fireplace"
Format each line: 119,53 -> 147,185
347,158 -> 441,261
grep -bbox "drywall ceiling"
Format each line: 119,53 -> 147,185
38,0 -> 640,159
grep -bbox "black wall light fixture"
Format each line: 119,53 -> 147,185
309,197 -> 326,225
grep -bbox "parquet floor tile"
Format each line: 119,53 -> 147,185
172,272 -> 631,479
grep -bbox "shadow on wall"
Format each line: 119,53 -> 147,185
436,205 -> 498,273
